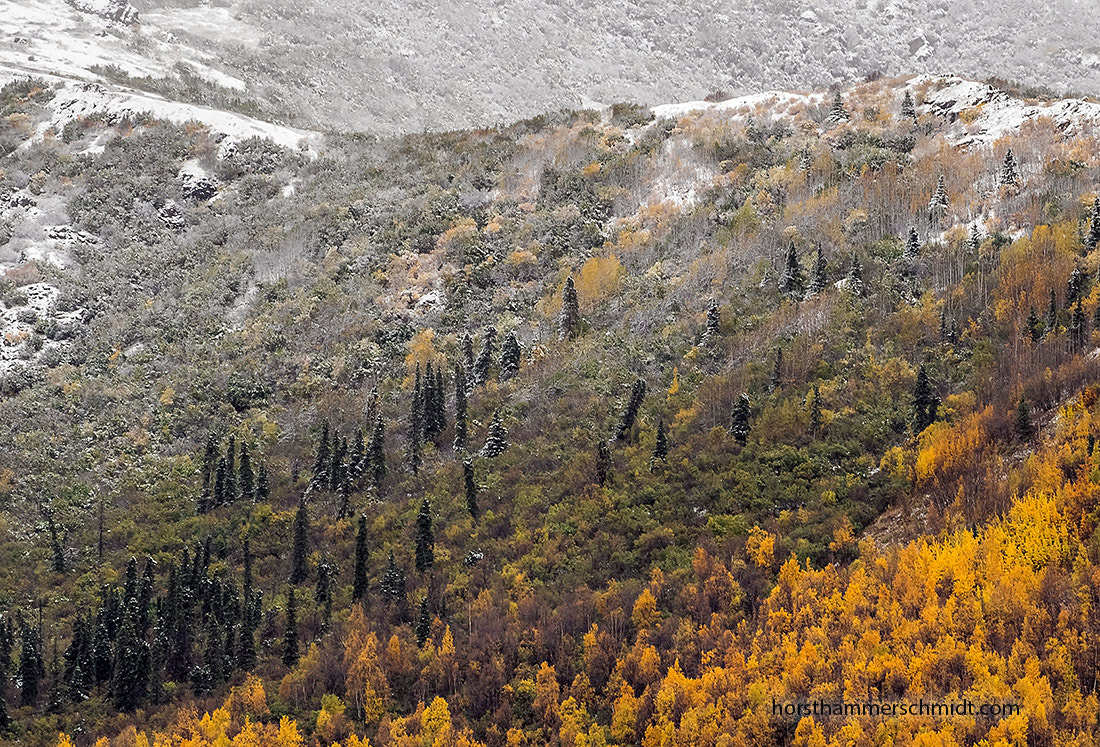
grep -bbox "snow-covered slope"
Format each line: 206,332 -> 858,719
0,0 -> 247,90
37,81 -> 320,152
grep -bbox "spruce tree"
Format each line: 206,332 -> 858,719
480,410 -> 510,457
780,242 -> 804,298
352,515 -> 369,602
255,463 -> 269,503
730,393 -> 751,445
434,366 -> 447,437
615,379 -> 647,441
903,227 -> 921,262
368,414 -> 386,493
1087,197 -> 1100,251
224,436 -> 237,502
19,623 -> 43,707
1068,265 -> 1087,305
282,590 -> 299,668
900,90 -> 915,119
461,332 -> 475,376
415,499 -> 435,574
500,332 -> 521,381
111,600 -> 149,711
651,418 -> 669,467
771,348 -> 784,390
1045,290 -> 1059,336
1015,397 -> 1033,441
474,327 -> 496,386
928,174 -> 948,221
846,256 -> 864,296
238,443 -> 254,502
415,597 -> 431,648
702,299 -> 720,343
464,460 -> 479,519
596,440 -> 612,486
559,276 -> 581,339
92,612 -> 114,685
407,365 -> 424,474
290,499 -> 310,585
453,364 -> 468,453
213,457 -> 227,507
1071,301 -> 1088,351
912,365 -> 939,433
999,148 -> 1020,187
237,544 -> 257,672
809,247 -> 827,295
967,224 -> 981,254
808,385 -> 822,437
827,91 -> 848,122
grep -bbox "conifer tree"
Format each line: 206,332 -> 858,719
63,615 -> 93,703
329,434 -> 347,492
213,457 -> 227,507
596,440 -> 612,486
407,364 -> 424,475
809,247 -> 827,295
730,393 -> 751,445
352,515 -> 369,603
780,242 -> 804,298
903,227 -> 920,262
846,255 -> 864,296
827,91 -> 848,122
1068,265 -> 1087,305
912,365 -> 939,433
559,276 -> 581,339
415,499 -> 435,573
1015,397 -> 1033,440
282,590 -> 299,668
19,622 -> 43,707
1087,197 -> 1100,251
434,366 -> 447,437
237,542 -> 257,672
928,174 -> 948,221
702,299 -> 720,343
808,385 -> 822,437
480,409 -> 509,457
464,460 -> 479,519
1071,301 -> 1088,351
474,327 -> 496,386
1045,290 -> 1059,336
224,436 -> 237,502
92,612 -> 114,685
967,224 -> 981,253
900,90 -> 915,119
423,360 -> 437,443
349,427 -> 365,486
771,348 -> 784,390
500,332 -> 521,381
415,597 -> 431,648
453,364 -> 468,453
651,418 -> 668,467
46,513 -> 65,573
461,332 -> 475,376
368,414 -> 386,493
291,499 -> 310,585
615,379 -> 647,441
238,443 -> 254,502
111,601 -> 149,711
1000,148 -> 1020,187
256,463 -> 269,503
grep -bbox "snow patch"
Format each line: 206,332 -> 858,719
36,81 -> 321,153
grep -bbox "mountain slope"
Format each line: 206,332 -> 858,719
1,71 -> 1100,746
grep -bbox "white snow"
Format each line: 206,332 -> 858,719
912,75 -> 1100,146
652,90 -> 822,121
35,81 -> 321,152
0,0 -> 252,93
